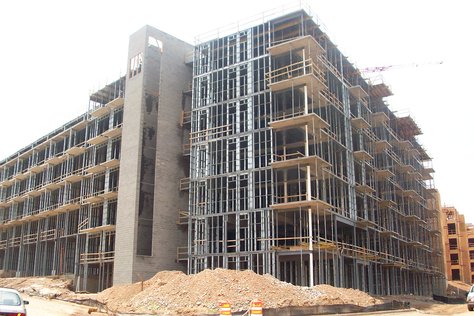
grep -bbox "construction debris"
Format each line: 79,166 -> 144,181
96,269 -> 381,314
0,276 -> 73,299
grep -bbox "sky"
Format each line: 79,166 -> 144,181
0,0 -> 473,221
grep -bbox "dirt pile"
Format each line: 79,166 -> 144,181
97,269 -> 381,314
0,270 -> 382,314
0,276 -> 73,299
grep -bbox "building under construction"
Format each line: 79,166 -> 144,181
441,206 -> 474,284
183,8 -> 445,296
0,7 -> 445,295
0,26 -> 192,292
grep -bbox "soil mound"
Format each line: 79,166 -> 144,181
97,269 -> 380,314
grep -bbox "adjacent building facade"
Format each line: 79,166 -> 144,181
0,8 -> 445,295
441,206 -> 474,284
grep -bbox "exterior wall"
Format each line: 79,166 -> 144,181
112,27 -> 146,285
114,25 -> 192,285
467,225 -> 474,283
442,206 -> 473,284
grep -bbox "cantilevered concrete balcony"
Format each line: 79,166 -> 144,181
55,201 -> 81,213
102,125 -> 122,138
407,240 -> 423,248
267,35 -> 325,59
62,172 -> 86,183
355,183 -> 375,194
271,153 -> 331,180
106,97 -> 124,110
373,140 -> 392,154
378,199 -> 397,209
271,197 -> 332,214
82,189 -> 118,204
348,85 -> 369,99
43,181 -> 63,191
351,117 -> 371,130
11,194 -> 27,203
65,145 -> 86,156
15,171 -> 31,181
90,106 -> 110,118
82,194 -> 103,204
421,167 -> 434,180
371,112 -> 390,127
369,83 -> 393,99
403,213 -> 421,224
90,97 -> 124,118
267,59 -> 327,94
269,113 -> 329,132
99,189 -> 118,200
29,162 -> 48,173
0,178 -> 14,187
397,188 -> 419,199
398,140 -> 413,149
80,224 -> 116,234
355,217 -> 377,228
379,229 -> 398,238
397,163 -> 416,174
87,134 -> 108,146
374,168 -> 395,180
353,150 -> 373,162
45,155 -> 67,166
100,158 -> 120,169
85,164 -> 106,174
26,190 -> 42,197
21,201 -> 81,221
71,120 -> 88,131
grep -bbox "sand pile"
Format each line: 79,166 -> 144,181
0,276 -> 73,299
0,269 -> 381,314
97,269 -> 380,314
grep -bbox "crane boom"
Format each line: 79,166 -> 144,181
360,61 -> 443,74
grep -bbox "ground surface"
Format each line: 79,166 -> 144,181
21,295 -> 472,316
23,294 -> 99,316
0,271 -> 471,315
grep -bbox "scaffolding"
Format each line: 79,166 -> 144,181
185,9 -> 444,296
0,78 -> 124,292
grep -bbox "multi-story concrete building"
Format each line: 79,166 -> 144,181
0,26 -> 192,292
441,206 -> 474,284
0,7 -> 445,295
185,9 -> 445,296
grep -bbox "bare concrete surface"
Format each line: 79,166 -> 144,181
324,304 -> 470,316
371,307 -> 471,316
22,295 -> 472,316
22,294 -> 103,316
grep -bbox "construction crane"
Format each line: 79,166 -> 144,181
360,61 -> 443,74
